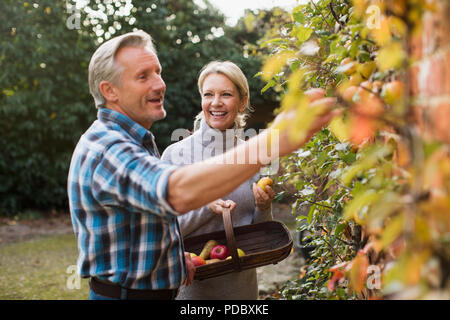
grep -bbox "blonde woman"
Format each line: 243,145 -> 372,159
161,61 -> 274,299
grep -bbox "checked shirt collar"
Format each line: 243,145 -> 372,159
97,108 -> 160,158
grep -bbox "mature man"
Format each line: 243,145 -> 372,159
67,30 -> 337,300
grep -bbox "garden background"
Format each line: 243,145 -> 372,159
1,0 -> 449,300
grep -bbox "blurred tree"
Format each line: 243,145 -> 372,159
0,0 -> 278,215
0,0 -> 96,215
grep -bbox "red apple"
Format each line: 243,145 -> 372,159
191,256 -> 206,267
210,245 -> 229,260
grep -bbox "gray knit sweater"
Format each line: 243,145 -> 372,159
161,118 -> 272,300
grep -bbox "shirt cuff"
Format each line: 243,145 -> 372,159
155,165 -> 182,216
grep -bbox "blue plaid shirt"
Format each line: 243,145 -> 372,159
67,108 -> 185,290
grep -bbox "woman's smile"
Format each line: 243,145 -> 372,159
209,111 -> 228,118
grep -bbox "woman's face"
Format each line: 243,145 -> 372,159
201,73 -> 247,131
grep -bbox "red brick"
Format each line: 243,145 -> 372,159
445,50 -> 450,95
421,56 -> 446,96
422,0 -> 450,56
412,105 -> 425,135
422,11 -> 438,55
409,65 -> 420,97
431,102 -> 450,144
437,0 -> 450,52
409,33 -> 423,61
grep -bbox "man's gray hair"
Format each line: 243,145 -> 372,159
88,30 -> 156,108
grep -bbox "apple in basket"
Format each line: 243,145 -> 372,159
191,256 -> 206,267
210,245 -> 230,260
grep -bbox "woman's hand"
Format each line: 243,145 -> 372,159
183,252 -> 196,286
253,183 -> 275,211
208,199 -> 237,215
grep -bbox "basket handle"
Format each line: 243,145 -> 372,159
222,207 -> 241,272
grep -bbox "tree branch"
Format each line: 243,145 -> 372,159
329,2 -> 345,27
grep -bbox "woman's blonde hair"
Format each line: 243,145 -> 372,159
194,61 -> 253,130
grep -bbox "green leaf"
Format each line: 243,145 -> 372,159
292,5 -> 306,23
307,204 -> 316,224
334,223 -> 347,237
2,89 -> 14,96
295,25 -> 313,43
260,37 -> 288,48
341,145 -> 393,186
343,189 -> 380,223
261,79 -> 277,93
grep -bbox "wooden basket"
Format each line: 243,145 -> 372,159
183,208 -> 293,280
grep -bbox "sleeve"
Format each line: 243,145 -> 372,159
252,205 -> 273,223
177,206 -> 216,237
92,140 -> 181,217
161,141 -> 217,237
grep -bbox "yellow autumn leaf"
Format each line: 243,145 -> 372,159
343,189 -> 380,223
352,0 -> 367,18
404,250 -> 430,285
382,249 -> 427,291
45,7 -> 52,14
378,213 -> 404,250
349,252 -> 369,293
244,12 -> 256,32
280,91 -> 303,111
328,115 -> 350,142
287,95 -> 314,143
367,191 -> 401,230
376,41 -> 406,71
261,51 -> 295,81
341,145 -> 393,186
390,16 -> 407,38
414,216 -> 432,243
371,16 -> 391,45
287,68 -> 305,93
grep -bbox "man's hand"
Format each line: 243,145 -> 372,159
253,183 -> 275,211
183,252 -> 195,286
208,199 -> 237,215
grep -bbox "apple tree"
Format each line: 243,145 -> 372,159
259,0 -> 449,299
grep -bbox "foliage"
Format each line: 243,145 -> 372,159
0,0 -> 96,215
0,0 -> 277,215
277,130 -> 360,299
260,0 -> 450,299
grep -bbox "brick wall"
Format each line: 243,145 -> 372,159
410,0 -> 450,145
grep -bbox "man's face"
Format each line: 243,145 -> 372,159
110,46 -> 166,129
